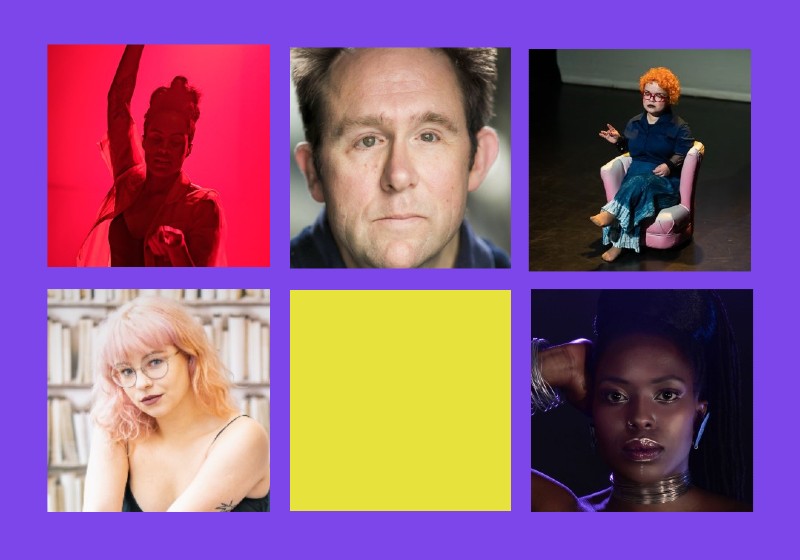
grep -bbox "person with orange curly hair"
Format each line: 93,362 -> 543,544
77,45 -> 227,266
590,67 -> 694,262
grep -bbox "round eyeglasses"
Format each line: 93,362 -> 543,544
642,91 -> 668,102
111,350 -> 180,388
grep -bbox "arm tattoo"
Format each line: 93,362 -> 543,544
215,500 -> 235,512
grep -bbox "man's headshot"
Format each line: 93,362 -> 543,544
290,48 -> 510,268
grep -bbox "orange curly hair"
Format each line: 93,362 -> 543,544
639,67 -> 681,105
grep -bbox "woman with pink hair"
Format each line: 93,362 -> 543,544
83,296 -> 269,511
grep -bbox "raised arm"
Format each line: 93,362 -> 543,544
533,338 -> 592,414
107,45 -> 145,179
531,341 -> 594,512
167,417 -> 269,512
83,425 -> 129,511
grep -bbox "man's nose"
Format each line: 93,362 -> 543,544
380,140 -> 419,192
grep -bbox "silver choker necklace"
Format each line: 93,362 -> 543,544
610,471 -> 692,504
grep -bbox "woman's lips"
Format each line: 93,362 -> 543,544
623,437 -> 663,462
141,394 -> 163,406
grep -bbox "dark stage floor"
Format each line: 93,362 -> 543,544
530,84 -> 751,271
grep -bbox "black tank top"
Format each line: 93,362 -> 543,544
121,415 -> 269,512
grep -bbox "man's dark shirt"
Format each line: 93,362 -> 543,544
290,211 -> 510,268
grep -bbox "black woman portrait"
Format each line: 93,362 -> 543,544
47,44 -> 270,267
531,290 -> 752,512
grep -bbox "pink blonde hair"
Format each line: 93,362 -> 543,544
639,67 -> 681,105
91,296 -> 237,443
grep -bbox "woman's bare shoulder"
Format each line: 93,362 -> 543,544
580,487 -> 612,512
531,470 -> 591,512
211,415 -> 269,455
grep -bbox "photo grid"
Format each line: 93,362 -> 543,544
29,22 -> 768,557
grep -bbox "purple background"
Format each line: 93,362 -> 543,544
9,0 -> 791,557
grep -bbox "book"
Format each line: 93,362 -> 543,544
227,315 -> 246,383
247,318 -> 262,383
48,320 -> 63,385
200,289 -> 216,301
262,323 -> 270,384
62,326 -> 72,383
73,410 -> 91,466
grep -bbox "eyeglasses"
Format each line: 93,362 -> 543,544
111,350 -> 180,388
642,91 -> 668,102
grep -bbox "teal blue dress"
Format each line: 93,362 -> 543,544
602,110 -> 694,252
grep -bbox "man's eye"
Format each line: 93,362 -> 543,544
605,391 -> 627,404
356,136 -> 378,148
420,132 -> 440,143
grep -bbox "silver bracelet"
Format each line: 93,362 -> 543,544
531,338 -> 562,413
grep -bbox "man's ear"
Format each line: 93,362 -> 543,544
467,126 -> 500,193
294,142 -> 325,203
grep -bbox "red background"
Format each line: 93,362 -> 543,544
47,44 -> 270,267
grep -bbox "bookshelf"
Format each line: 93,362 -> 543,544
46,289 -> 270,512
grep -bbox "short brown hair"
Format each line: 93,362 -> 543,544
291,48 -> 497,168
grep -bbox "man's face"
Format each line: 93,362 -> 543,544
302,49 -> 492,268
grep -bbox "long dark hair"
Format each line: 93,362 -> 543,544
592,290 -> 749,503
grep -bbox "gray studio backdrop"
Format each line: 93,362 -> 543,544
558,49 -> 750,102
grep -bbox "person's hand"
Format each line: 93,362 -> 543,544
598,124 -> 620,144
147,225 -> 186,257
540,339 -> 592,413
652,163 -> 671,177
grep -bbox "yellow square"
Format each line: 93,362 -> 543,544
290,290 -> 510,511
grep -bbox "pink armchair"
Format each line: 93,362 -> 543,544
599,141 -> 705,249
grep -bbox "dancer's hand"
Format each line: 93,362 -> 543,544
147,225 -> 186,257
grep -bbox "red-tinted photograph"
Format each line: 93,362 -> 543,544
48,45 -> 270,267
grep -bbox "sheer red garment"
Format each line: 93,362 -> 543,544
76,151 -> 228,267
